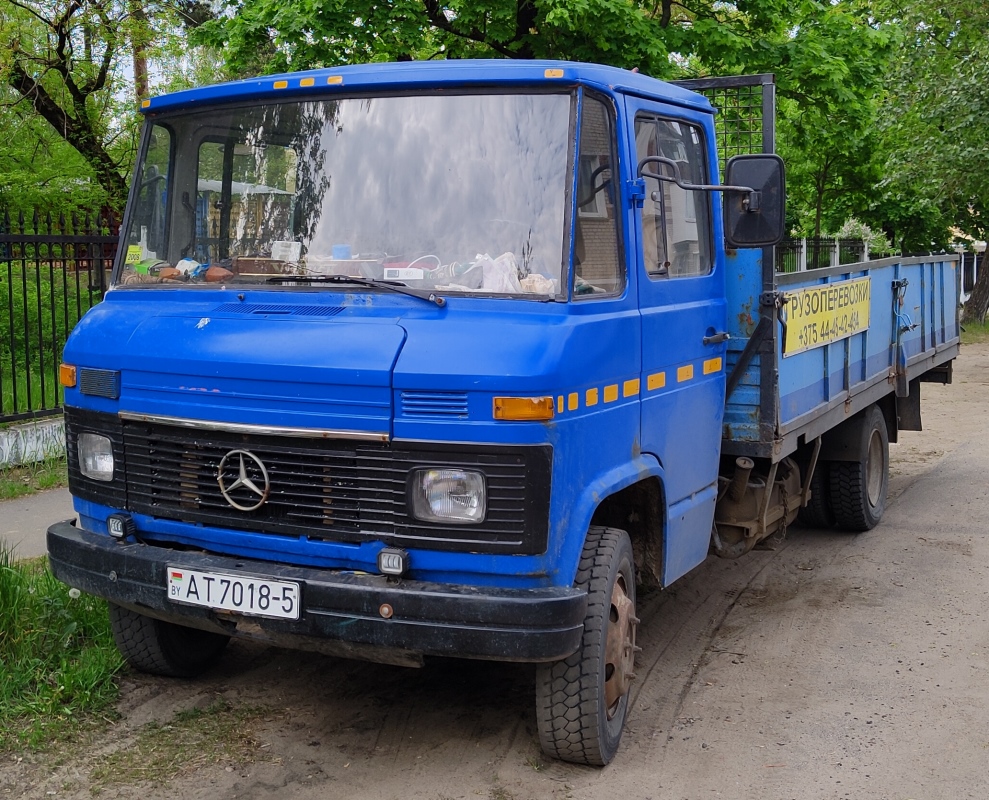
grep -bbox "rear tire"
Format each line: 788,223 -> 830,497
535,527 -> 637,766
829,405 -> 889,532
108,604 -> 230,678
798,460 -> 835,529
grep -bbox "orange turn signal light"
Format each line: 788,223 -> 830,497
59,363 -> 77,388
493,396 -> 555,421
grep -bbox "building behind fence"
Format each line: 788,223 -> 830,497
1,208 -> 117,425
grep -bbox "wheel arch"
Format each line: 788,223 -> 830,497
564,455 -> 667,589
819,400 -> 893,462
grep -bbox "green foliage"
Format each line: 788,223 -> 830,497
191,0 -> 799,80
836,218 -> 892,255
0,549 -> 123,751
872,0 -> 989,247
0,96 -> 109,217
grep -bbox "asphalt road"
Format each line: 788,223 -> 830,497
0,487 -> 73,559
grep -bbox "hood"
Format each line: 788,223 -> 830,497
65,296 -> 407,435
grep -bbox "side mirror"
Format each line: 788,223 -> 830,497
723,154 -> 785,248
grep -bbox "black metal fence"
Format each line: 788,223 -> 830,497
1,209 -> 117,424
775,238 -> 868,273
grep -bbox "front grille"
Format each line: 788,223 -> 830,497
65,408 -> 550,555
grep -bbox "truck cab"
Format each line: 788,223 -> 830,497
49,60 -> 819,767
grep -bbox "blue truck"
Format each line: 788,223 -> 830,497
47,61 -> 959,766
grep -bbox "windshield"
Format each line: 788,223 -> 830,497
119,93 -> 572,297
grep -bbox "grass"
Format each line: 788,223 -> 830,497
88,699 -> 273,791
960,317 -> 989,345
0,546 -> 124,751
0,454 -> 68,500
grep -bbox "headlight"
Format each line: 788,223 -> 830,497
78,433 -> 114,481
410,468 -> 486,524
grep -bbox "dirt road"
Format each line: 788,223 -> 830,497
5,344 -> 989,800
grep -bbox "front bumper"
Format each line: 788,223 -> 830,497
47,521 -> 587,664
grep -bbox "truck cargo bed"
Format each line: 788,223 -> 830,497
722,253 -> 960,460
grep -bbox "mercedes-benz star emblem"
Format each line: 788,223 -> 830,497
217,449 -> 271,511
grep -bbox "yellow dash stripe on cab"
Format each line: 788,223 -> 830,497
647,372 -> 666,390
703,357 -> 723,375
557,395 -> 564,414
677,364 -> 694,383
604,384 -> 619,403
273,80 -> 289,89
623,378 -> 640,397
544,68 -> 564,78
586,388 -> 599,407
300,77 -> 316,87
568,392 -> 579,411
327,75 -> 344,85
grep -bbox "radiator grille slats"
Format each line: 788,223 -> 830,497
116,419 -> 546,553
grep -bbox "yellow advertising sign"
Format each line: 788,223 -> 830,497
783,276 -> 871,356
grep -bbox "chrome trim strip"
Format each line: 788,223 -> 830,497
117,411 -> 390,442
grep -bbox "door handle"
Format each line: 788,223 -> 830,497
703,331 -> 731,345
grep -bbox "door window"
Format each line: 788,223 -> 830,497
635,116 -> 713,278
573,95 -> 623,297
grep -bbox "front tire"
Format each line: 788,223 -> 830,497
535,527 -> 637,766
829,404 -> 889,532
108,603 -> 230,678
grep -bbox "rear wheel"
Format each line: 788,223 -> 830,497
798,460 -> 835,529
108,604 -> 229,678
535,527 -> 637,766
829,405 -> 889,532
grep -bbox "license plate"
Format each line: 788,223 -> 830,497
166,567 -> 301,620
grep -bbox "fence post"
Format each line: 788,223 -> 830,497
798,238 -> 807,272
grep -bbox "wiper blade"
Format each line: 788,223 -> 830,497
266,274 -> 445,307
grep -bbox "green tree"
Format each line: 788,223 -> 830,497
191,0 -> 797,79
0,86 -> 109,215
0,0 -> 132,209
0,0 -> 222,214
874,0 -> 989,316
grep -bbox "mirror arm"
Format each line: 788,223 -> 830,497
637,155 -> 756,200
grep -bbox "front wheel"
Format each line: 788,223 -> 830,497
829,404 -> 889,532
535,527 -> 637,766
108,603 -> 230,678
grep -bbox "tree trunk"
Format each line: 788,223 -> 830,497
962,254 -> 989,324
130,1 -> 150,101
7,63 -> 128,211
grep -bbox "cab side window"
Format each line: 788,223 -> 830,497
573,95 -> 623,297
635,116 -> 713,278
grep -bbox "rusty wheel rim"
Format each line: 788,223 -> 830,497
603,572 -> 636,719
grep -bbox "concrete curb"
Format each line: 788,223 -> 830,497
0,417 -> 65,469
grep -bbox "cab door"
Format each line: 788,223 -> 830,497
624,97 -> 728,585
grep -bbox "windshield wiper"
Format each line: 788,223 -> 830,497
265,274 -> 446,307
